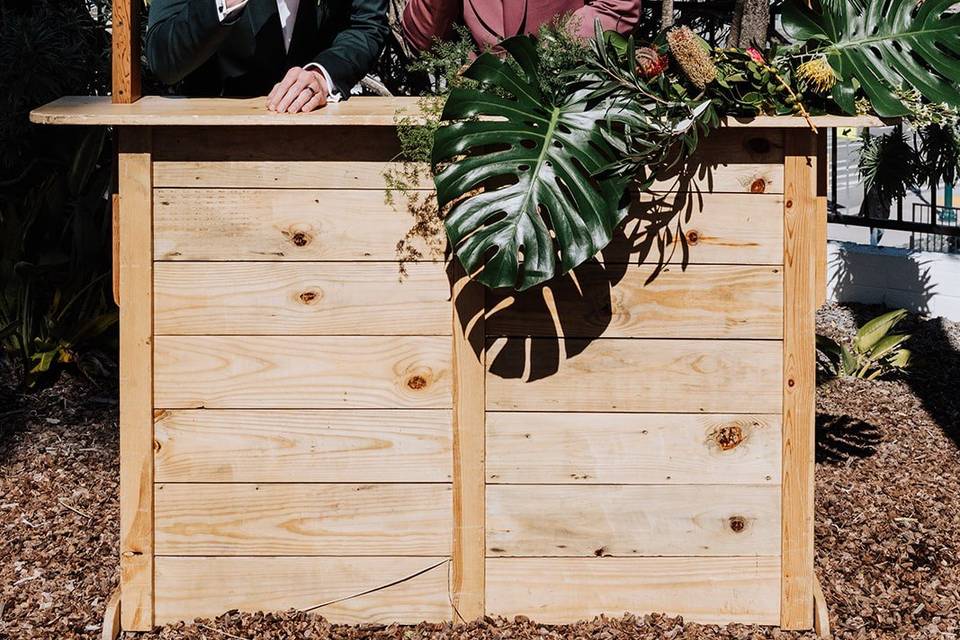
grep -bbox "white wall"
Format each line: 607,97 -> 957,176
827,241 -> 960,320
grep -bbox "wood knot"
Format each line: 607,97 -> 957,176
788,378 -> 796,388
406,375 -> 428,390
728,516 -> 747,533
749,178 -> 767,193
291,231 -> 311,247
746,137 -> 771,154
153,440 -> 162,453
785,199 -> 794,209
298,290 -> 322,305
685,229 -> 700,245
712,424 -> 745,451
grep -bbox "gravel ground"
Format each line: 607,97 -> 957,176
1,302 -> 959,640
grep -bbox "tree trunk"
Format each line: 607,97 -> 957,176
660,0 -> 675,31
726,0 -> 769,48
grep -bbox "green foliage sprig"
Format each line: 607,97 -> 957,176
817,310 -> 912,380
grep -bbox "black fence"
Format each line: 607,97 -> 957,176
825,127 -> 960,253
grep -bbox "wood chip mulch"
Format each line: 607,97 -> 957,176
1,302 -> 959,640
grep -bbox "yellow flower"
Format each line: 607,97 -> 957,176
797,57 -> 838,93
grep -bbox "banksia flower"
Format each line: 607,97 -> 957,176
635,46 -> 669,79
797,56 -> 838,93
666,27 -> 716,90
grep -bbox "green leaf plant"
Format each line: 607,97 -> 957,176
433,36 -> 634,291
817,309 -> 912,380
781,0 -> 960,116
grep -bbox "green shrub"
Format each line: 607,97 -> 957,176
817,310 -> 912,380
0,0 -> 118,387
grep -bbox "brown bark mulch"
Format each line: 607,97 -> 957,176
1,302 -> 959,640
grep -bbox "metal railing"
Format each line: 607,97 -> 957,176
826,127 -> 960,253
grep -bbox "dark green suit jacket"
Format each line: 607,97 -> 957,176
145,0 -> 388,97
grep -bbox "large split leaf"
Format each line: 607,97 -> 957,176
781,0 -> 960,116
432,36 -> 631,291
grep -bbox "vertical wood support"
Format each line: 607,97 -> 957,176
451,261 -> 486,621
781,130 -> 817,630
112,0 -> 141,103
118,127 -> 154,631
815,131 -> 828,308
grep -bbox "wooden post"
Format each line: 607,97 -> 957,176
118,127 -> 153,630
451,261 -> 486,621
781,130 -> 817,630
815,131 -> 828,308
112,0 -> 141,103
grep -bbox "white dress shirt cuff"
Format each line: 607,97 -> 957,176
215,0 -> 248,23
304,63 -> 343,103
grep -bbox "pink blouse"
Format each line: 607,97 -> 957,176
402,0 -> 641,52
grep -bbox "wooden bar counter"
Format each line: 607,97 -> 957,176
31,96 -> 882,633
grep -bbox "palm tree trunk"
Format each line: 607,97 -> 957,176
660,0 -> 675,31
726,0 -> 768,48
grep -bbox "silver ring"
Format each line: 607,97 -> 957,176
304,86 -> 316,97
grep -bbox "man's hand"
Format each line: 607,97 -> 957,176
267,67 -> 328,113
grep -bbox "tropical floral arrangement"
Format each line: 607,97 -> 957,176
393,0 -> 960,291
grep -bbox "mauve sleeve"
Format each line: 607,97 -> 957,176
401,0 -> 461,52
573,0 -> 641,38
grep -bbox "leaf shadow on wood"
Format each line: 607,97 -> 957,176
815,413 -> 881,464
465,171 -> 707,382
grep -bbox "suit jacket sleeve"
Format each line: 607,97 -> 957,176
145,0 -> 241,85
312,0 -> 389,95
401,0 -> 459,52
574,0 -> 641,38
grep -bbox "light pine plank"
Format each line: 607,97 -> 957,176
487,484 -> 780,557
154,409 -> 452,483
117,128 -> 153,631
155,160 -> 433,189
781,131 -> 818,629
486,338 -> 782,414
111,0 -> 139,103
155,556 -> 452,624
153,189 -> 442,261
617,193 -> 784,265
154,262 -> 451,336
486,413 -> 781,484
485,557 -> 780,625
155,483 -> 451,556
486,265 -> 783,339
32,96 -> 885,129
154,336 -> 451,409
451,262 -> 486,620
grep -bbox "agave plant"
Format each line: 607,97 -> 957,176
817,309 -> 912,380
432,36 -> 632,291
781,0 -> 960,116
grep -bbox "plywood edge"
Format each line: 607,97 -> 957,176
101,588 -> 121,640
31,96 -> 889,128
813,574 -> 832,639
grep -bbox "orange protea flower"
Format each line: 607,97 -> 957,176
635,46 -> 669,79
666,26 -> 716,90
797,56 -> 838,93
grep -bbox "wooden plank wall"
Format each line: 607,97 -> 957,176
136,125 -> 813,628
149,127 -> 453,625
483,128 -> 789,626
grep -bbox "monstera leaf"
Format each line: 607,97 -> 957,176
781,0 -> 960,116
432,36 -> 631,291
